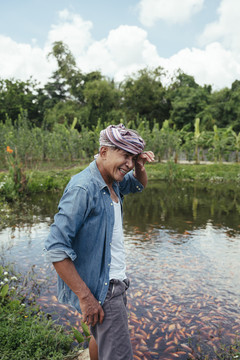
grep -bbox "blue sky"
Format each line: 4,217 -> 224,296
0,0 -> 240,89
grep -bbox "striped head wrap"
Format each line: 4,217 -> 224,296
99,124 -> 145,155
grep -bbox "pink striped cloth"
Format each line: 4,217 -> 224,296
99,124 -> 145,155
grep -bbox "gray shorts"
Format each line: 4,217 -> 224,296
91,278 -> 133,360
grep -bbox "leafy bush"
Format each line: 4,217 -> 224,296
0,266 -> 81,360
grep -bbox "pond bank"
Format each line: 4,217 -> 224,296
0,162 -> 239,201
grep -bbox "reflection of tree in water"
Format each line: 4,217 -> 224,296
1,182 -> 240,235
0,191 -> 60,231
123,181 -> 240,234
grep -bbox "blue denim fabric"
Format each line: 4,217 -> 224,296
44,160 -> 143,313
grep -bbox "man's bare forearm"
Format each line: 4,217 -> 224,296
53,258 -> 91,300
53,258 -> 104,325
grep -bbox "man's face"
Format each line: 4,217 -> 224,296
101,147 -> 137,184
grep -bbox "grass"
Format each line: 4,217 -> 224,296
0,265 -> 86,360
1,161 -> 240,198
146,161 -> 240,183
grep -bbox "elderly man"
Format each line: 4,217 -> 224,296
45,124 -> 154,360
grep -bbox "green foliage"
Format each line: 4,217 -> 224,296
82,78 -> 122,127
43,100 -> 83,131
0,78 -> 43,126
0,266 -> 80,360
1,41 -> 240,171
121,67 -> 169,127
1,42 -> 240,132
0,283 -> 9,299
1,115 -> 240,183
168,71 -> 211,130
144,162 -> 240,183
73,321 -> 90,345
0,45 -> 239,134
2,144 -> 28,200
0,265 -> 92,358
215,341 -> 240,360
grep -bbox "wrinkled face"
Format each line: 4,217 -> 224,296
100,147 -> 138,184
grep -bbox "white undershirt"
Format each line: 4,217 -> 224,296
109,199 -> 126,281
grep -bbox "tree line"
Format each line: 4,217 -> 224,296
0,41 -> 240,167
1,41 -> 240,132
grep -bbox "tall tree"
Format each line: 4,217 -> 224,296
82,79 -> 122,128
121,67 -> 170,128
168,71 -> 212,130
47,41 -> 85,103
0,78 -> 43,126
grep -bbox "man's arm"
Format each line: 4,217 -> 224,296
53,258 -> 104,326
134,151 -> 155,188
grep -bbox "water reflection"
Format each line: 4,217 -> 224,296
123,181 -> 240,234
0,191 -> 59,231
1,181 -> 240,359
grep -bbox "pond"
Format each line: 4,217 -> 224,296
1,181 -> 240,360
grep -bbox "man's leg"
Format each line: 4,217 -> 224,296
91,279 -> 133,360
89,336 -> 98,360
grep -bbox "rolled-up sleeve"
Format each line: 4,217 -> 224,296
119,171 -> 144,195
45,249 -> 70,263
44,186 -> 89,263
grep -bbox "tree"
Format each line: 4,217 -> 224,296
205,81 -> 240,131
206,87 -> 231,129
168,71 -> 211,130
47,41 -> 104,105
231,128 -> 240,162
43,100 -> 83,131
121,67 -> 170,128
0,78 -> 42,126
225,80 -> 240,131
82,79 -> 122,128
47,41 -> 85,103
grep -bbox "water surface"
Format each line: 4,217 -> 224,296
1,182 -> 240,359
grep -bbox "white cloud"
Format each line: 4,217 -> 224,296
46,9 -> 93,58
199,0 -> 240,53
0,35 -> 53,84
0,10 -> 94,84
78,25 -> 160,81
0,7 -> 239,90
138,0 -> 204,26
77,23 -> 240,89
161,42 -> 240,89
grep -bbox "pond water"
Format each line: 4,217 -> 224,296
1,181 -> 240,360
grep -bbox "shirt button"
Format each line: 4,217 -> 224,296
108,264 -> 110,266
99,301 -> 101,304
110,242 -> 112,246
105,282 -> 108,285
110,203 -> 113,205
103,192 -> 106,194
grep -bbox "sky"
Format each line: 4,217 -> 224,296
0,0 -> 240,90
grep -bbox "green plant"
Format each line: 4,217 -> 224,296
0,265 -> 80,360
2,145 -> 28,199
72,321 -> 91,345
165,160 -> 183,182
215,340 -> 240,359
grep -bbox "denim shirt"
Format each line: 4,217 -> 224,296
44,160 -> 144,313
